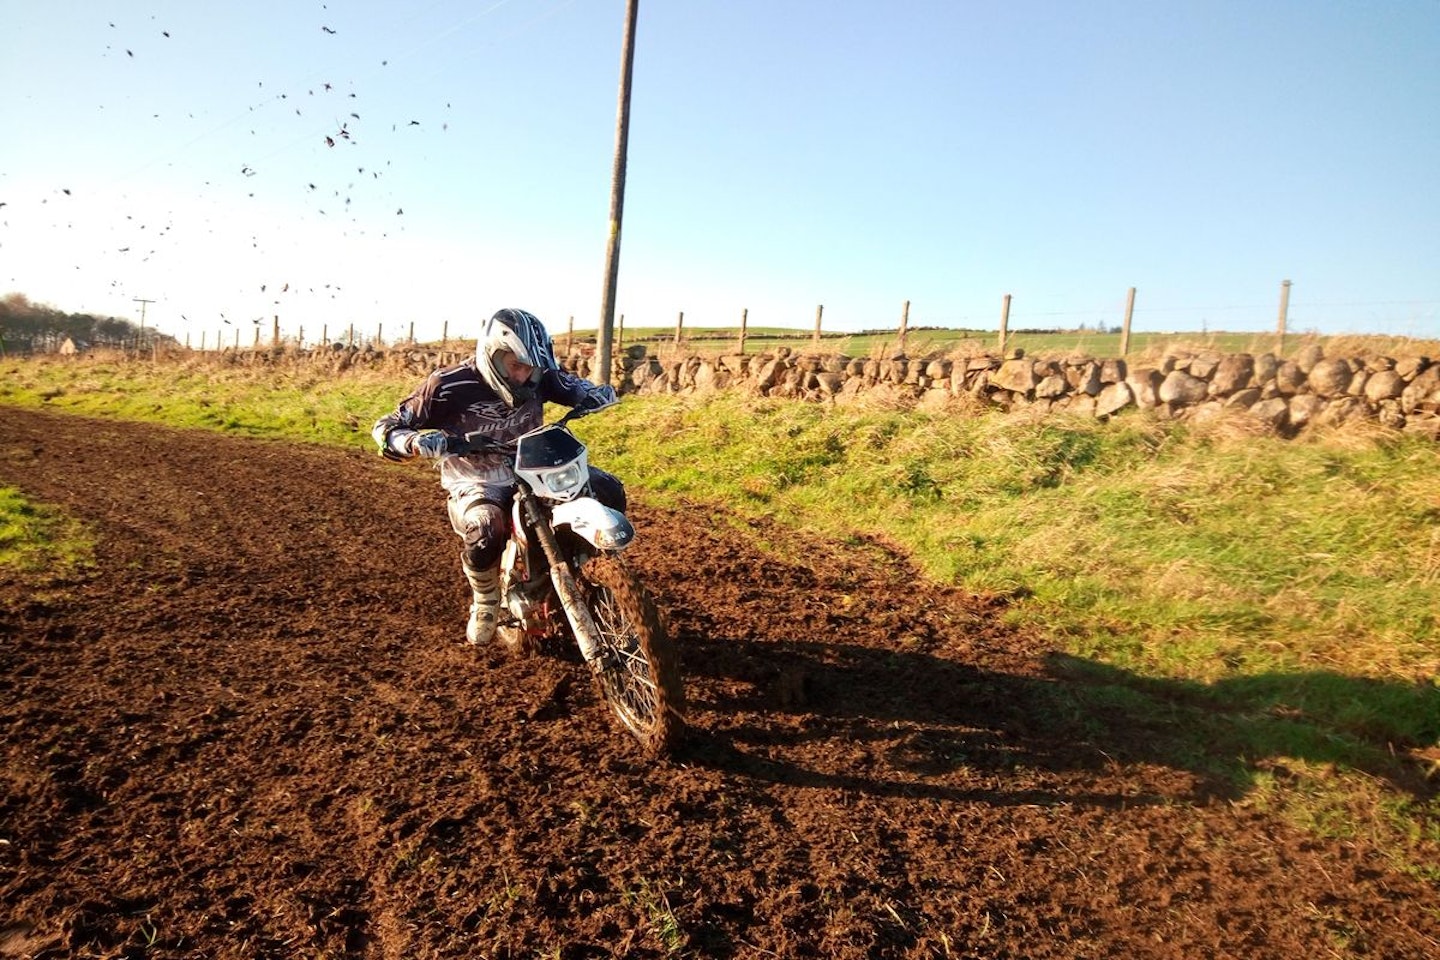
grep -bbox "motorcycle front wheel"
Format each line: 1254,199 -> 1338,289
577,554 -> 685,755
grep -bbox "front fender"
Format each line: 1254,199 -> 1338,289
551,497 -> 635,551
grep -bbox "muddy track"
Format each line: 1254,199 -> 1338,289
1,406 -> 1436,959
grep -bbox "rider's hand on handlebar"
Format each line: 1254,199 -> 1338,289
579,385 -> 618,412
410,431 -> 449,460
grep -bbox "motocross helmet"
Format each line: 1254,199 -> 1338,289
475,308 -> 558,407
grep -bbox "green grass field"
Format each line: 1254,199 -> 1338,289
3,352 -> 1437,871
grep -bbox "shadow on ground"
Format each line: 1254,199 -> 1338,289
679,633 -> 1440,806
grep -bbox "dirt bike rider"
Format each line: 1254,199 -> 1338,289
372,308 -> 622,646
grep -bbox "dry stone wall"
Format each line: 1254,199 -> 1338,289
221,339 -> 1440,440
563,343 -> 1440,439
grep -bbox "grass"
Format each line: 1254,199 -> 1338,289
3,351 -> 1437,867
0,354 -> 396,450
623,877 -> 686,955
582,393 -> 1440,678
0,485 -> 94,598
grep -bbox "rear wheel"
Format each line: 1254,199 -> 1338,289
577,555 -> 684,755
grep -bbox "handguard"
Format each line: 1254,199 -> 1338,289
374,422 -> 415,462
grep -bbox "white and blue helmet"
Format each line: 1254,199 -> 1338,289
476,308 -> 558,407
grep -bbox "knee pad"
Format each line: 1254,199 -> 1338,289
459,502 -> 507,571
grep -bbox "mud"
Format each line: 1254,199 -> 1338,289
1,406 -> 1436,958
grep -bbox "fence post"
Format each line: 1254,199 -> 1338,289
441,320 -> 448,351
1276,279 -> 1291,356
200,331 -> 205,352
898,300 -> 910,355
408,321 -> 415,344
999,294 -> 1011,353
376,323 -> 383,348
567,316 -> 574,356
618,314 -> 625,352
272,316 -> 280,349
253,326 -> 260,349
674,311 -> 684,350
347,324 -> 354,348
235,329 -> 240,350
1120,287 -> 1136,357
738,308 -> 748,355
298,325 -> 304,348
813,304 -> 823,346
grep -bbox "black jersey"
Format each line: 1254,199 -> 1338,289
373,358 -> 593,493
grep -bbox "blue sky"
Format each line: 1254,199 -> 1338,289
3,0 -> 1437,345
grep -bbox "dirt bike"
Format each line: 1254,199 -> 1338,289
452,402 -> 685,755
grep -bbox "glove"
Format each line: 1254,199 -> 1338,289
580,385 -> 618,411
410,431 -> 449,460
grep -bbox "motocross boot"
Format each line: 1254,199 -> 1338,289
462,561 -> 501,646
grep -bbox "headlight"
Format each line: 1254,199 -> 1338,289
543,463 -> 585,496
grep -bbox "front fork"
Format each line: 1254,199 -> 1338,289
518,492 -> 606,665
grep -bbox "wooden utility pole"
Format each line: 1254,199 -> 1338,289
132,297 -> 154,356
1276,279 -> 1292,356
596,0 -> 640,387
1120,287 -> 1136,357
132,297 -> 153,330
999,294 -> 1012,352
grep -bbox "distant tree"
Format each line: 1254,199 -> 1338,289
95,316 -> 132,346
0,290 -> 149,353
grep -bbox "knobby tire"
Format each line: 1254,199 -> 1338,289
578,554 -> 685,755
